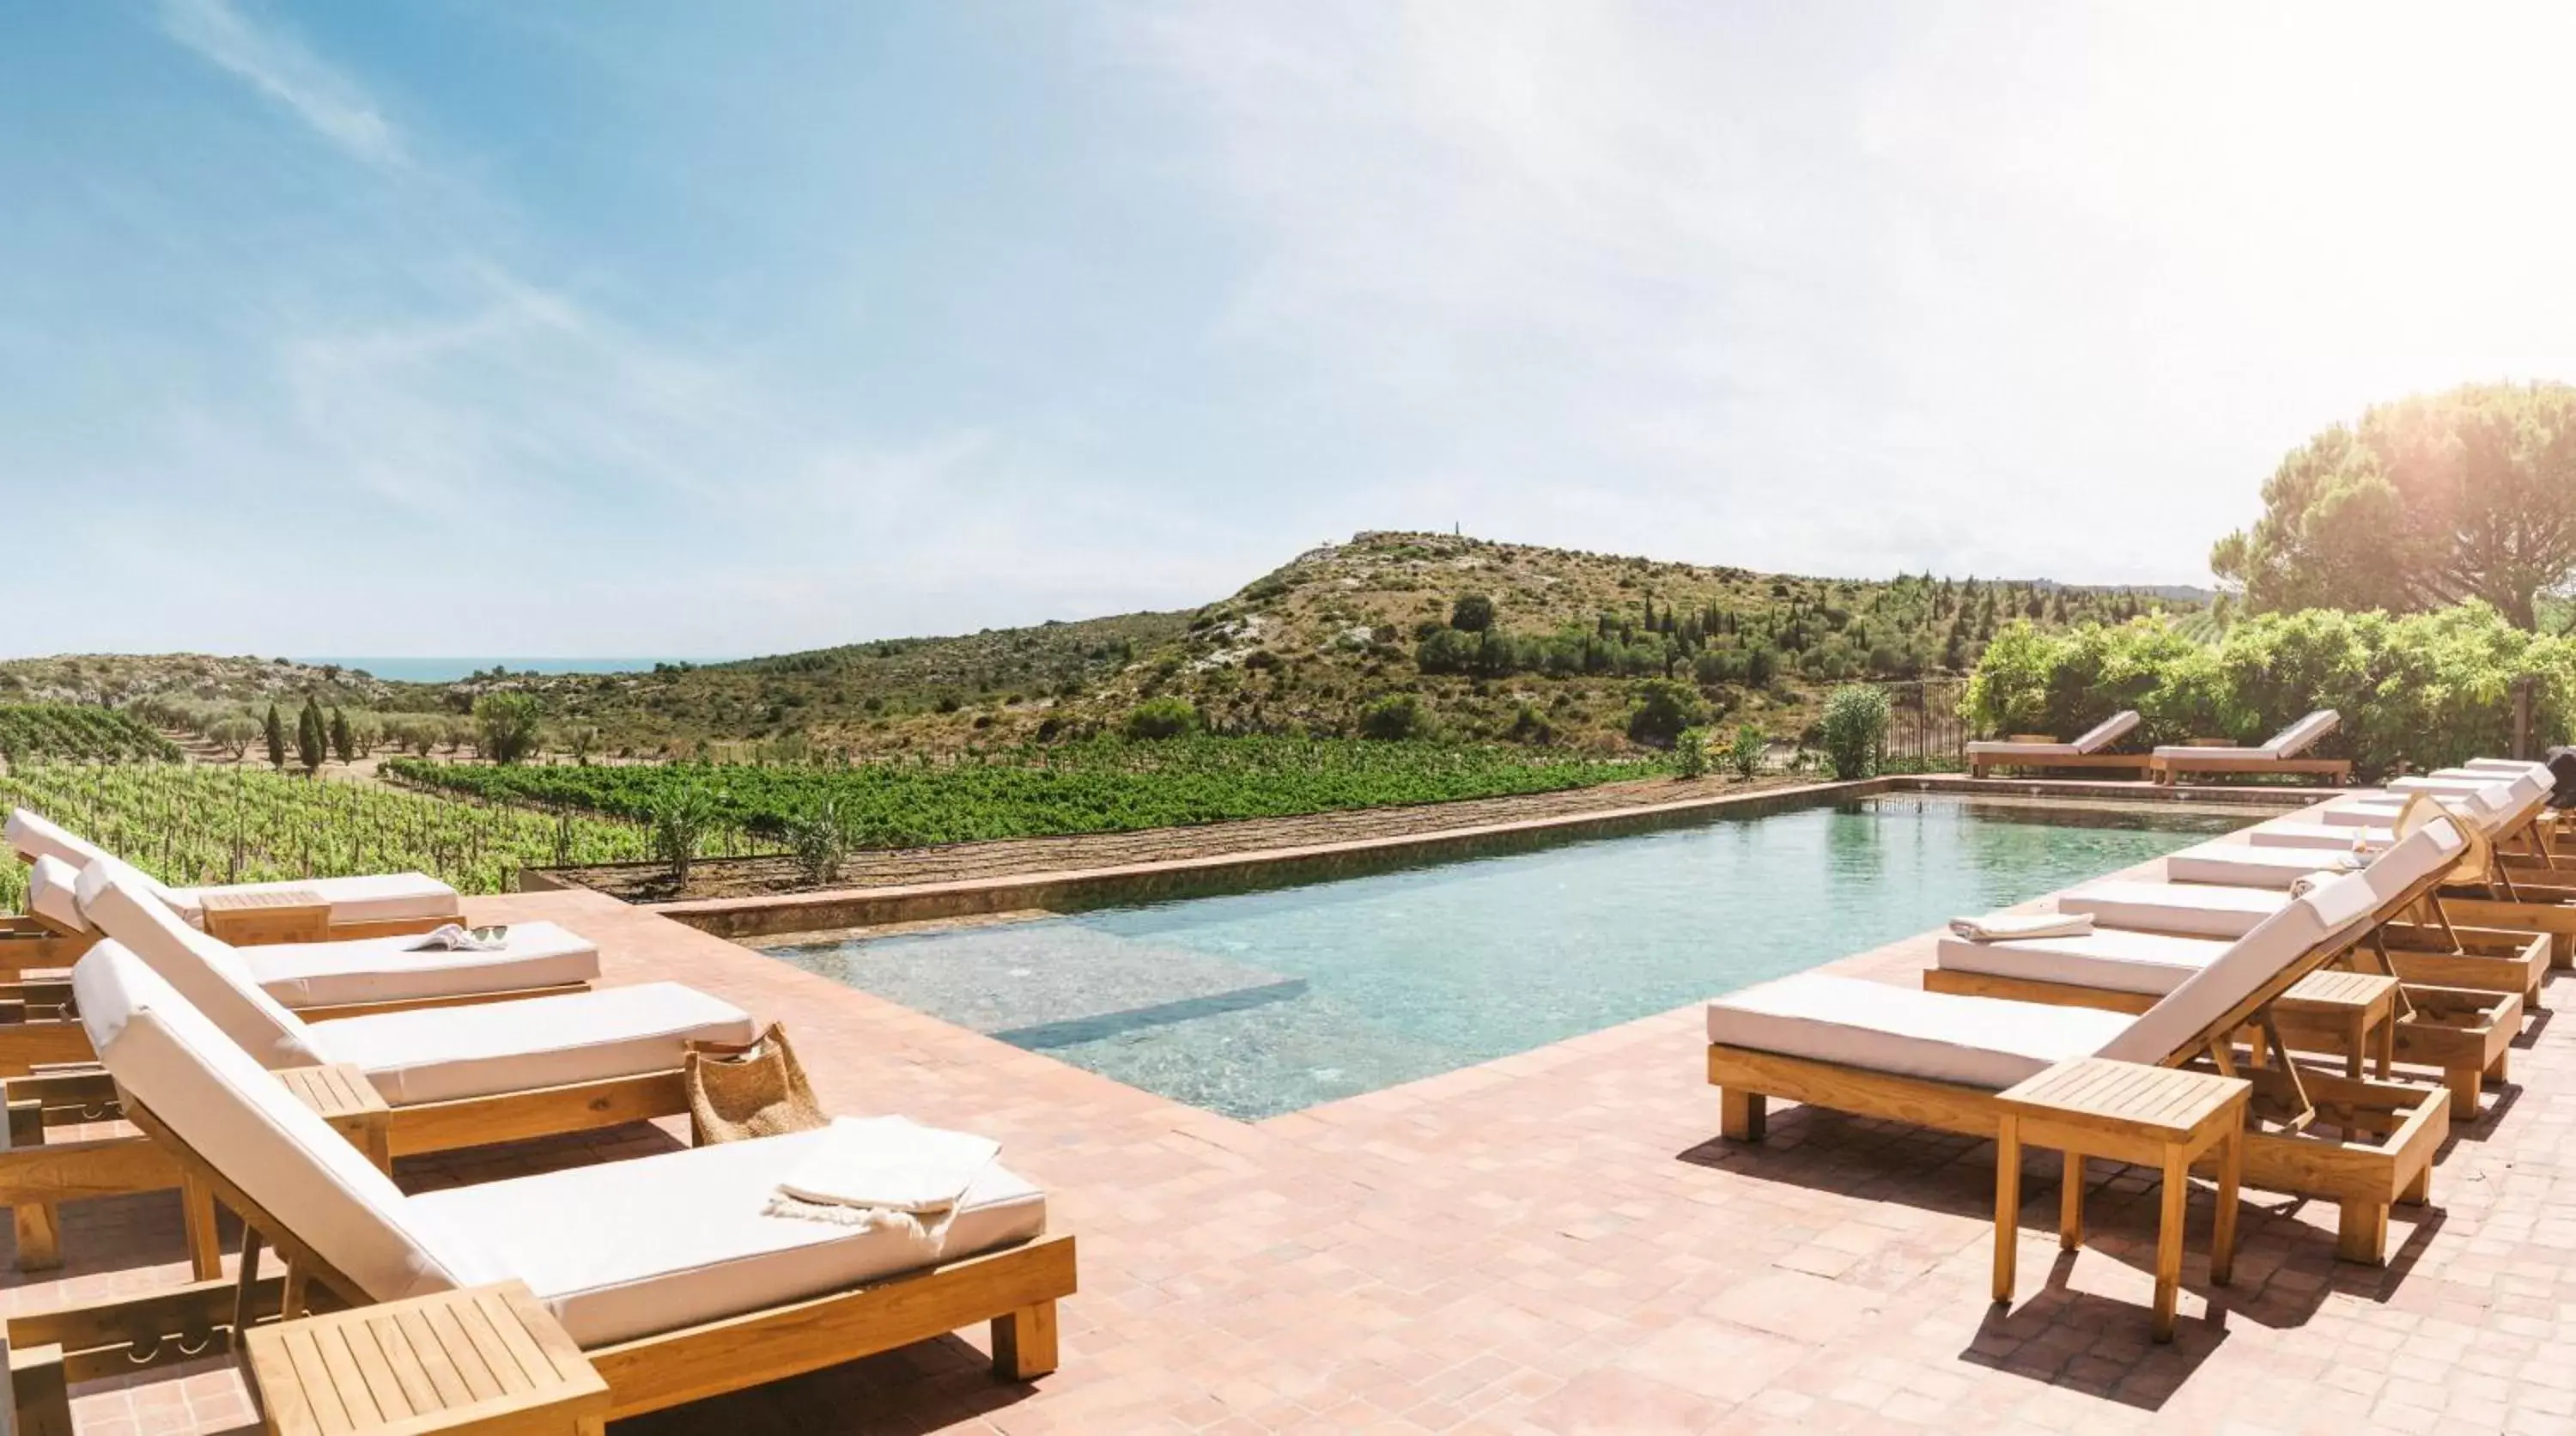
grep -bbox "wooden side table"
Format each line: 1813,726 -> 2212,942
1994,1057 -> 2251,1342
278,1063 -> 392,1172
200,889 -> 331,946
245,1280 -> 609,1435
2271,970 -> 2399,1080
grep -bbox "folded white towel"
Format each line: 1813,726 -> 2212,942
765,1116 -> 999,1225
1948,912 -> 2096,943
407,923 -> 505,952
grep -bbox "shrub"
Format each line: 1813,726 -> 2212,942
1728,723 -> 1766,780
647,784 -> 719,885
1674,726 -> 1710,777
1625,678 -> 1703,748
473,693 -> 545,764
1122,697 -> 1200,740
1450,593 -> 1495,632
1507,703 -> 1555,745
1357,692 -> 1428,740
1818,685 -> 1890,779
785,794 -> 857,887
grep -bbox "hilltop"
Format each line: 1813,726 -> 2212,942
1,532 -> 2197,757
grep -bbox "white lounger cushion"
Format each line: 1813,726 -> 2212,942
2463,758 -> 2549,776
2060,815 -> 2458,937
165,873 -> 459,928
2164,843 -> 2357,890
307,983 -> 755,1105
241,922 -> 600,1008
2248,821 -> 2386,851
2056,880 -> 2289,938
1711,869 -> 2370,1088
1967,710 -> 2139,759
1704,976 -> 2135,1088
1933,928 -> 2229,997
8,806 -> 455,928
26,855 -> 82,934
410,1123 -> 1048,1347
73,944 -> 466,1303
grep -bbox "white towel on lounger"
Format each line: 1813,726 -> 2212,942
2287,871 -> 2348,898
1947,912 -> 2095,943
762,1116 -> 1000,1232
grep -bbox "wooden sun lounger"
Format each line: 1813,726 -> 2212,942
1711,856 -> 2460,1265
0,1098 -> 1078,1434
0,973 -> 598,1073
0,1059 -> 698,1280
1968,751 -> 2153,780
2150,751 -> 2353,785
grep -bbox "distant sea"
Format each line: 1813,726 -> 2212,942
294,657 -> 726,683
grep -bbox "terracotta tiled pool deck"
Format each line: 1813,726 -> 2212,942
22,836 -> 2576,1434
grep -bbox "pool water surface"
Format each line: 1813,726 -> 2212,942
756,795 -> 2249,1119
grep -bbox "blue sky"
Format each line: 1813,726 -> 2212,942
6,2 -> 2573,658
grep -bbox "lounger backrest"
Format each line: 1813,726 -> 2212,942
2094,817 -> 2458,1065
72,943 -> 465,1304
75,863 -> 323,1068
5,807 -> 94,869
26,855 -> 87,934
2072,710 -> 2141,753
2263,709 -> 2338,757
2093,873 -> 2362,1065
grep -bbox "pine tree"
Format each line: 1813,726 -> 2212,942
295,697 -> 326,775
263,703 -> 286,770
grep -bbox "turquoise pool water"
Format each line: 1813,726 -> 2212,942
756,795 -> 2247,1119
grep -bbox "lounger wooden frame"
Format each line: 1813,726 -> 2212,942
0,1065 -> 693,1278
1710,861 -> 2458,1265
0,977 -> 598,1072
3,1098 -> 1077,1436
2148,752 -> 2352,785
0,912 -> 452,977
1966,752 -> 2153,780
1919,967 -> 2516,1121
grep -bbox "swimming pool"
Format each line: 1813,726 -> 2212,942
756,794 -> 2251,1119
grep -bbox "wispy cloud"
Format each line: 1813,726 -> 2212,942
157,0 -> 405,167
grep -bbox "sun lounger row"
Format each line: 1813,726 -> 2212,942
1966,709 -> 2349,784
1709,812 -> 2476,1266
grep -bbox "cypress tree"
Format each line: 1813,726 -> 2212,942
263,703 -> 286,770
296,697 -> 326,774
329,707 -> 355,764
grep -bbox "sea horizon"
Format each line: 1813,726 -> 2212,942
295,656 -> 728,683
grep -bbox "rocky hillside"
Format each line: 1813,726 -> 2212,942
3,532 -> 2196,757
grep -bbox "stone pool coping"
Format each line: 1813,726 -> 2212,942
566,773 -> 2328,940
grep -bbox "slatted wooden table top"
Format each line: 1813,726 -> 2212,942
246,1280 -> 607,1435
1996,1057 -> 2248,1141
2278,969 -> 2399,1013
197,888 -> 328,915
276,1063 -> 390,1123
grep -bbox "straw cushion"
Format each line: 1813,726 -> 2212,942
408,1123 -> 1048,1346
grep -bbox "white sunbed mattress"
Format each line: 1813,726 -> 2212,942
2163,843 -> 2358,890
167,873 -> 460,928
1932,928 -> 2232,997
242,922 -> 601,1008
2054,880 -> 2290,939
409,1122 -> 1048,1347
1704,974 -> 2133,1090
307,982 -> 755,1105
